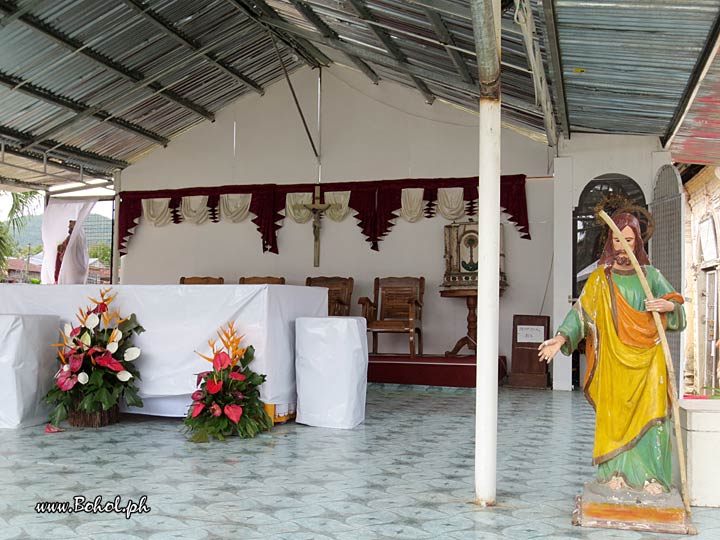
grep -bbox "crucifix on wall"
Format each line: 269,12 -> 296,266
303,185 -> 330,267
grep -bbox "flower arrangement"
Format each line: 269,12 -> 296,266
184,322 -> 272,442
44,288 -> 145,427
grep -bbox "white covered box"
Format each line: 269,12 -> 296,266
0,314 -> 60,428
680,399 -> 720,507
295,317 -> 368,429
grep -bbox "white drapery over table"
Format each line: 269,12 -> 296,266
0,285 -> 327,417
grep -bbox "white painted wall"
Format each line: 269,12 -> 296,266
120,66 -> 551,360
551,134 -> 671,389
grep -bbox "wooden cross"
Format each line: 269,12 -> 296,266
301,185 -> 330,267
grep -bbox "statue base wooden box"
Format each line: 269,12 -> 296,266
572,481 -> 695,535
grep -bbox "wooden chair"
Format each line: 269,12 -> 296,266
238,276 -> 286,284
179,276 -> 224,284
306,276 -> 354,316
358,277 -> 424,357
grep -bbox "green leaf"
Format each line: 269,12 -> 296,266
49,403 -> 67,426
96,387 -> 114,410
190,430 -> 209,443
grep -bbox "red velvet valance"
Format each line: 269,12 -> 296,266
118,175 -> 530,255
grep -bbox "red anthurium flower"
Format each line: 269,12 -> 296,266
206,378 -> 223,395
92,302 -> 108,314
209,402 -> 222,417
70,326 -> 82,337
213,351 -> 232,371
57,371 -> 78,391
224,404 -> 243,423
229,371 -> 247,381
68,354 -> 84,373
191,390 -> 205,401
95,352 -> 124,372
196,371 -> 210,386
45,424 -> 65,433
191,402 -> 205,418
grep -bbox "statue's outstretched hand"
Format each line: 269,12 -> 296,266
538,335 -> 566,364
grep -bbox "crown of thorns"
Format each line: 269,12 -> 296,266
593,195 -> 654,242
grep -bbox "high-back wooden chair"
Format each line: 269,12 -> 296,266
179,276 -> 224,284
306,276 -> 354,316
238,276 -> 286,285
358,276 -> 424,357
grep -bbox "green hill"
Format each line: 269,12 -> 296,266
9,214 -> 113,248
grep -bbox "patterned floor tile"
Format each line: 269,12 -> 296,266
1,385 -> 718,540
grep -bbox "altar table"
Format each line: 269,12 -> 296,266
0,285 -> 327,417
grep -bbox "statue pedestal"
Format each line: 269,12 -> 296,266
572,481 -> 696,535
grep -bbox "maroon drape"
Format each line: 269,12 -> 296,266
117,175 -> 530,255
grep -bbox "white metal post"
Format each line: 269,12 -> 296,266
111,170 -> 121,284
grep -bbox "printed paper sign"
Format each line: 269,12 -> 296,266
517,325 -> 545,343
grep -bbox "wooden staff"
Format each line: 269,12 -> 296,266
598,210 -> 691,515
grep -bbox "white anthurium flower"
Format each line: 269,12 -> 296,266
112,330 -> 122,342
77,372 -> 89,385
79,332 -> 91,347
116,370 -> 133,382
64,323 -> 73,337
85,313 -> 99,330
124,347 -> 141,362
62,364 -> 70,372
107,342 -> 118,354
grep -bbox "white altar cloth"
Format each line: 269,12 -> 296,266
0,285 -> 327,416
295,317 -> 368,429
0,314 -> 60,428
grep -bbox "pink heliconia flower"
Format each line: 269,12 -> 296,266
196,371 -> 210,386
229,371 -> 247,381
68,354 -> 84,373
57,370 -> 78,391
191,390 -> 205,401
206,379 -> 223,395
191,402 -> 205,418
213,351 -> 232,371
209,402 -> 222,417
223,404 -> 243,424
95,352 -> 124,372
45,424 -> 65,433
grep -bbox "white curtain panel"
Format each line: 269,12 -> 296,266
437,187 -> 466,220
41,198 -> 96,285
219,193 -> 252,223
399,188 -> 425,222
325,191 -> 351,222
141,198 -> 173,227
180,195 -> 209,225
285,192 -> 313,223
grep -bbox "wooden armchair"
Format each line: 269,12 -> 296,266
306,276 -> 354,316
179,276 -> 224,284
238,276 -> 286,284
359,277 -> 424,357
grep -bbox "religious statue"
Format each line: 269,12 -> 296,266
54,220 -> 75,284
538,212 -> 685,495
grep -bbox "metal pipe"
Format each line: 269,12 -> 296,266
471,0 -> 500,507
317,67 -> 323,183
112,170 -> 121,285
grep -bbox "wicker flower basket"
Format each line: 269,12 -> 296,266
67,405 -> 120,428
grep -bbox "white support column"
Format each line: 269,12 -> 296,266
552,156 -> 573,390
473,0 -> 501,506
111,170 -> 121,285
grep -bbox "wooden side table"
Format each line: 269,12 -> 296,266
440,288 -> 477,356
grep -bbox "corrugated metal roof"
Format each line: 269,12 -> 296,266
546,0 -> 720,135
2,0 -> 720,189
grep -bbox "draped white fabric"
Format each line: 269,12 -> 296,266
437,187 -> 466,220
399,188 -> 425,222
141,198 -> 173,227
285,193 -> 313,223
325,191 -> 351,221
180,195 -> 209,225
219,194 -> 251,223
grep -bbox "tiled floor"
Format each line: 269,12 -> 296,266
1,385 -> 718,539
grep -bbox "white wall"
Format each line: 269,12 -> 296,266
121,66 -> 551,359
551,134 -> 671,389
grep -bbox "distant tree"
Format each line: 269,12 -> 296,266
0,223 -> 10,272
13,243 -> 42,259
0,191 -> 43,270
88,242 -> 112,266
